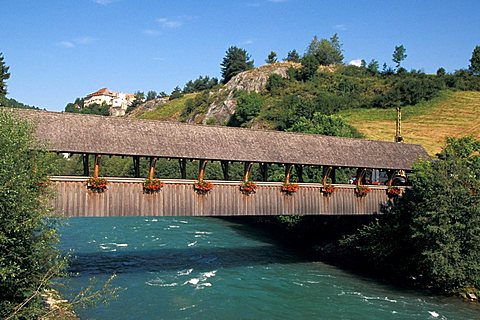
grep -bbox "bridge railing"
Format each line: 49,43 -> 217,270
48,176 -> 404,217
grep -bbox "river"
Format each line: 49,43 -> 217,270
58,217 -> 480,319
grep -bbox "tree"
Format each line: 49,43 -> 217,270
367,59 -> 380,74
220,46 -> 254,84
289,113 -> 362,138
183,76 -> 218,93
305,34 -> 344,66
0,52 -> 11,97
436,67 -> 446,76
469,45 -> 480,75
266,51 -> 277,64
342,137 -> 480,295
299,54 -> 320,80
228,92 -> 263,127
146,90 -> 157,101
392,45 -> 407,70
0,110 -> 64,317
169,86 -> 183,100
284,50 -> 300,63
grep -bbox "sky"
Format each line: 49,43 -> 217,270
1,0 -> 479,111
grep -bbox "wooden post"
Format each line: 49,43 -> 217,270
93,154 -> 101,179
243,162 -> 254,183
179,159 -> 187,179
386,170 -> 395,187
133,156 -> 140,178
322,166 -> 332,186
221,161 -> 229,180
356,168 -> 366,186
331,166 -> 337,184
260,163 -> 269,182
148,157 -> 157,180
198,159 -> 208,182
295,165 -> 304,183
284,164 -> 293,184
83,154 -> 89,176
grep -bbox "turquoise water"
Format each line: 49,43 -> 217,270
59,217 -> 480,320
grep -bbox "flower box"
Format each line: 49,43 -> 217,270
143,178 -> 165,194
322,184 -> 335,196
240,181 -> 257,195
193,180 -> 214,195
387,186 -> 401,198
281,183 -> 299,195
86,177 -> 108,193
355,185 -> 370,197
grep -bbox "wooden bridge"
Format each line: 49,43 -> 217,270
13,109 -> 429,217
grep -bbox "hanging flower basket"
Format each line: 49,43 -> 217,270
322,184 -> 335,196
143,178 -> 165,194
281,183 -> 299,195
86,177 -> 108,193
240,181 -> 257,195
387,186 -> 401,198
193,180 -> 214,195
355,185 -> 370,198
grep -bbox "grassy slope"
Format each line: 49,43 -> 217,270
340,91 -> 480,155
137,93 -> 197,121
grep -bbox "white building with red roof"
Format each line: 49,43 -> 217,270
84,88 -> 135,116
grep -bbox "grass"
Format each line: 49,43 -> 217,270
339,91 -> 480,155
138,93 -> 198,121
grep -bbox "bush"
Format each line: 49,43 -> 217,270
228,91 -> 264,127
341,137 -> 480,295
0,111 -> 63,317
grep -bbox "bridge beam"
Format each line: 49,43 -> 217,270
179,159 -> 187,179
93,154 -> 101,178
243,162 -> 254,182
198,159 -> 208,182
221,161 -> 229,180
284,164 -> 293,184
260,163 -> 269,182
82,154 -> 89,176
295,165 -> 303,183
148,157 -> 157,180
133,156 -> 140,178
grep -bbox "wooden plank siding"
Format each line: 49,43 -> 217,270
49,177 -> 397,217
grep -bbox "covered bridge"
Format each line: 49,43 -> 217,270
11,109 -> 429,217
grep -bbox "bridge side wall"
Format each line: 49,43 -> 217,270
49,178 -> 393,217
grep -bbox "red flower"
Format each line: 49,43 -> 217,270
281,183 -> 299,195
322,184 -> 335,196
85,177 -> 108,193
193,180 -> 214,195
143,178 -> 165,194
240,181 -> 257,195
355,185 -> 370,197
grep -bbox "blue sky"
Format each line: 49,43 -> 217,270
1,0 -> 479,111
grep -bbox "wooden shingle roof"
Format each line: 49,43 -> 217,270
12,109 -> 429,170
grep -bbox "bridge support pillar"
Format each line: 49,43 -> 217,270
133,156 -> 140,178
260,163 -> 269,182
322,166 -> 332,186
93,154 -> 101,178
179,159 -> 187,179
284,164 -> 293,184
356,168 -> 366,186
198,159 -> 208,182
295,165 -> 304,183
148,157 -> 157,180
82,154 -> 89,176
243,162 -> 254,182
221,161 -> 229,180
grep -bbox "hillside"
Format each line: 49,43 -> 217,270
339,91 -> 480,155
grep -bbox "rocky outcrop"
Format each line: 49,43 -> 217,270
201,62 -> 301,124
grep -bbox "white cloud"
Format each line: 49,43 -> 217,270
143,29 -> 160,36
76,36 -> 95,44
156,17 -> 183,28
349,59 -> 363,67
334,24 -> 347,31
240,39 -> 254,45
57,41 -> 75,48
93,0 -> 115,5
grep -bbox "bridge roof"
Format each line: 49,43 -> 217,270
12,109 -> 429,170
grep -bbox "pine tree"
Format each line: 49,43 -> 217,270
284,49 -> 300,63
221,46 -> 254,84
266,51 -> 277,64
469,45 -> 480,75
0,53 -> 11,97
392,45 -> 407,69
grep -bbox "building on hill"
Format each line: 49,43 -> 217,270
84,88 -> 135,116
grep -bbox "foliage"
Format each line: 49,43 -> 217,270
392,45 -> 407,70
146,90 -> 157,101
183,75 -> 218,94
0,111 -> 64,318
0,52 -> 11,96
228,91 -> 263,127
0,96 -> 39,109
65,99 -> 110,116
85,177 -> 108,193
143,178 -> 164,194
266,51 -> 277,64
469,45 -> 480,75
305,34 -> 343,66
169,86 -> 184,100
284,49 -> 300,63
289,113 -> 362,138
322,184 -> 335,195
341,137 -> 480,294
266,73 -> 286,94
193,180 -> 214,195
281,183 -> 299,195
299,54 -> 320,81
221,46 -> 254,83
181,91 -> 214,121
240,181 -> 257,195
367,59 -> 380,74
386,186 -> 401,198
